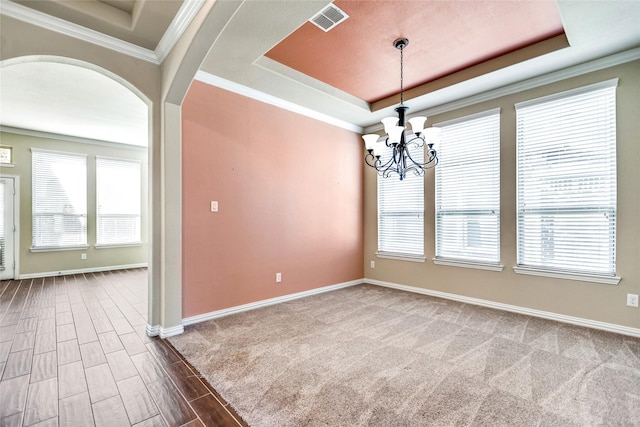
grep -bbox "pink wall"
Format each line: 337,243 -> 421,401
182,81 -> 364,317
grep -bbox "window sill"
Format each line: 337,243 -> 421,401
1,163 -> 15,168
513,266 -> 621,285
376,252 -> 426,263
433,258 -> 504,272
30,245 -> 89,253
95,243 -> 143,249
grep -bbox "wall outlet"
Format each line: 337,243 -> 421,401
81,253 -> 87,260
210,201 -> 218,212
370,261 -> 375,268
627,293 -> 639,308
275,272 -> 282,283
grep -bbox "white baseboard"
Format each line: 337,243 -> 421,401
146,324 -> 160,337
160,324 -> 184,338
366,278 -> 640,338
182,278 -> 363,326
145,323 -> 184,338
18,263 -> 148,279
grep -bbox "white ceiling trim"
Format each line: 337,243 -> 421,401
1,125 -> 147,151
153,0 -> 205,63
254,56 -> 369,111
0,0 -> 157,63
0,0 -> 205,65
365,47 -> 640,133
195,70 -> 363,134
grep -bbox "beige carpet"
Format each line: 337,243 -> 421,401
169,284 -> 640,426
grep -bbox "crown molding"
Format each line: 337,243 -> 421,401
1,125 -> 147,150
417,48 -> 640,119
195,70 -> 364,133
0,0 -> 157,63
365,47 -> 640,133
0,0 -> 205,65
154,0 -> 205,63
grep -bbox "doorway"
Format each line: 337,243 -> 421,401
0,176 -> 16,280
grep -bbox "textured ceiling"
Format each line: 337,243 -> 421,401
266,1 -> 565,103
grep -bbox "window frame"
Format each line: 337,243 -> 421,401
376,136 -> 425,261
95,156 -> 143,248
514,79 -> 620,284
31,148 -> 88,252
432,109 -> 502,271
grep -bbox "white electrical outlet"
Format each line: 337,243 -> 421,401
370,261 -> 375,268
275,272 -> 282,283
81,253 -> 87,260
627,293 -> 639,308
210,201 -> 218,212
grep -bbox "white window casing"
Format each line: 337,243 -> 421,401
32,149 -> 87,250
515,79 -> 618,280
377,140 -> 424,258
96,157 -> 142,247
434,109 -> 501,267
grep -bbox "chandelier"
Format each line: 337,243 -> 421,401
362,38 -> 440,180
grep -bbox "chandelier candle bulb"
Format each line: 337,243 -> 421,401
408,116 -> 427,134
389,126 -> 405,144
382,117 -> 399,133
363,134 -> 380,151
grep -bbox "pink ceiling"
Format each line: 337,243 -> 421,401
266,0 -> 565,104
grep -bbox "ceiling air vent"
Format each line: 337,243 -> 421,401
309,4 -> 349,32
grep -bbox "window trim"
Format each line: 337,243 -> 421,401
31,148 -> 88,250
515,79 -> 618,278
513,266 -> 621,285
376,140 -> 425,257
433,108 -> 501,265
376,252 -> 426,263
30,245 -> 89,253
96,156 -> 142,246
95,242 -> 143,249
433,258 -> 504,272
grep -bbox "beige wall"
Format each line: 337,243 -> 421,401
0,131 -> 148,276
364,60 -> 640,330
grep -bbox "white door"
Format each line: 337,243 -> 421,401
0,177 -> 15,280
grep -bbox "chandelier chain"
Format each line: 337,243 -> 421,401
399,43 -> 404,105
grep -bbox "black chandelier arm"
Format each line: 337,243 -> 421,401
404,134 -> 426,148
403,146 -> 438,171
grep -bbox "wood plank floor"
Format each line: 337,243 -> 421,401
0,269 -> 247,427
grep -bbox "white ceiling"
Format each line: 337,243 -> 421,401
0,61 -> 148,146
0,0 -> 639,145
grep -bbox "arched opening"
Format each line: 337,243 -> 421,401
0,56 -> 154,324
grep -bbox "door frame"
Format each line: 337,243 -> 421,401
0,174 -> 19,280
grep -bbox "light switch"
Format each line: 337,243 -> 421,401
210,201 -> 218,212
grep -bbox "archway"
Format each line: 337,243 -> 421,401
0,56 -> 155,326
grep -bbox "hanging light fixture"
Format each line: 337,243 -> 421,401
362,38 -> 440,180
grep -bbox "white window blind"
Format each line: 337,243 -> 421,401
434,109 -> 501,263
377,143 -> 424,257
516,80 -> 617,276
32,150 -> 87,249
97,157 -> 141,246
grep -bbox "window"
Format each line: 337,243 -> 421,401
32,149 -> 87,249
434,109 -> 501,264
377,143 -> 424,258
96,157 -> 141,246
516,79 -> 617,277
